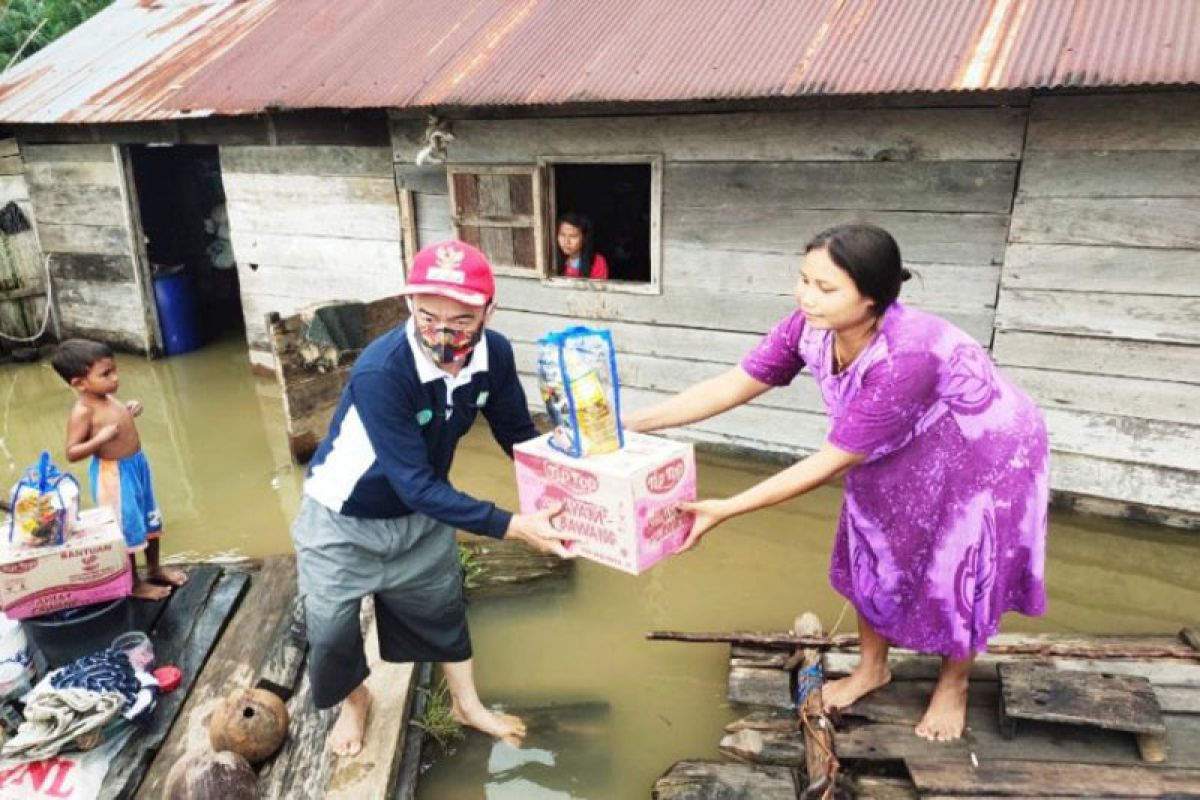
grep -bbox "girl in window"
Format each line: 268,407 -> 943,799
556,213 -> 609,280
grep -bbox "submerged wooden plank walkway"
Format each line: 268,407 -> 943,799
652,629 -> 1200,799
92,539 -> 572,798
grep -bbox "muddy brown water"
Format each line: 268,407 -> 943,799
1,339 -> 1196,799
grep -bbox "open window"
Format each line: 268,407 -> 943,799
448,156 -> 661,294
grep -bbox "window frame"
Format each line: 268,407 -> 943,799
537,154 -> 663,296
446,163 -> 544,278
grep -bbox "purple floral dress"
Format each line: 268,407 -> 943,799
742,302 -> 1048,659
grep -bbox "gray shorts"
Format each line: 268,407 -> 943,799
292,496 -> 470,709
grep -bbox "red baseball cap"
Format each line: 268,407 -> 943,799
400,240 -> 495,307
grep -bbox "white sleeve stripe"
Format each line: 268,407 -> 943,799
304,405 -> 377,511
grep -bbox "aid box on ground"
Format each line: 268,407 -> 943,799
514,432 -> 696,575
0,507 -> 131,619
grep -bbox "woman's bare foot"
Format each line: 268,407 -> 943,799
452,701 -> 527,747
329,685 -> 372,757
146,566 -> 189,587
822,663 -> 892,712
915,674 -> 969,741
130,578 -> 171,601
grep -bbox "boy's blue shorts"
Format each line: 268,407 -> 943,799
90,451 -> 162,551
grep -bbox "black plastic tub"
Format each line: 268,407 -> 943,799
22,597 -> 133,670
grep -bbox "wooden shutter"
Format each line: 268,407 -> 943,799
447,166 -> 542,276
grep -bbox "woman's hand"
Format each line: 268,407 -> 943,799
674,498 -> 733,554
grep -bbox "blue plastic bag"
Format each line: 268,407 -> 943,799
8,451 -> 80,548
536,326 -> 624,458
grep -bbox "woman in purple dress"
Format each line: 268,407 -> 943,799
625,224 -> 1048,741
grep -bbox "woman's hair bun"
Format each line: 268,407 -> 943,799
899,267 -> 913,283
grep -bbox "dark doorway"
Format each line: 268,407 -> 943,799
128,145 -> 242,352
552,163 -> 652,283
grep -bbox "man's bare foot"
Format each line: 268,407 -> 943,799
329,686 -> 372,757
452,701 -> 527,747
822,663 -> 892,712
146,566 -> 189,587
130,579 -> 171,601
915,676 -> 969,741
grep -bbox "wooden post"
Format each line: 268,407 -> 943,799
794,612 -> 837,799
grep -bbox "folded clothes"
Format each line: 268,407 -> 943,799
49,648 -> 158,722
0,688 -> 124,762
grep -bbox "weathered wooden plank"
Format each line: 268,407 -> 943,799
47,252 -> 136,283
229,230 -> 401,271
668,208 -> 1010,266
1045,406 -> 1196,475
0,139 -> 18,159
1157,686 -> 1200,715
256,670 -> 337,800
37,222 -> 131,255
652,760 -> 799,800
101,569 -> 250,800
495,275 -> 993,342
392,107 -> 1028,164
993,330 -> 1200,385
256,596 -> 307,701
269,111 -> 390,148
666,161 -> 1019,213
1050,452 -> 1200,517
414,190 -> 454,241
136,558 -> 297,799
728,666 -> 791,708
998,663 -> 1166,736
222,172 -> 399,206
1018,151 -> 1200,198
905,758 -> 1200,797
324,624 -> 414,799
1002,367 -> 1197,425
1011,197 -> 1200,249
0,155 -> 23,177
21,143 -> 116,164
391,660 -> 431,800
237,261 -> 399,302
668,245 -> 1002,310
24,159 -> 120,187
225,199 -> 401,241
27,184 -> 126,226
995,289 -> 1200,345
393,164 -> 448,195
1002,243 -> 1200,297
458,534 -> 573,597
851,775 -> 919,800
1027,92 -> 1200,153
0,174 -> 28,201
824,649 -> 1200,687
221,145 -> 391,177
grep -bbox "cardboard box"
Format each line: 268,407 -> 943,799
0,508 -> 131,619
514,432 -> 696,575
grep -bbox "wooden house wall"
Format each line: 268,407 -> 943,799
22,144 -> 154,352
219,144 -> 406,371
0,137 -> 49,342
390,105 -> 1025,456
995,91 -> 1200,526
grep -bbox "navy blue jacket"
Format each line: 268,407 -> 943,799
304,322 -> 538,538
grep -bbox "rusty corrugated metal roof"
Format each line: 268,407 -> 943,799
0,0 -> 1197,124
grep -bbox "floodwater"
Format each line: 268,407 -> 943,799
1,338 -> 1197,799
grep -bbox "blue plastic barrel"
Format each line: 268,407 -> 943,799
153,266 -> 203,355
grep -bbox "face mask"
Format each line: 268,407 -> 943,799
417,322 -> 482,366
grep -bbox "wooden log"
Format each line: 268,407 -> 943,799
997,662 -> 1167,736
137,558 -> 296,799
391,661 -> 432,800
729,666 -> 791,708
651,760 -> 799,800
793,613 -> 837,797
905,757 -> 1200,797
1182,626 -> 1200,653
101,569 -> 251,800
458,534 -> 573,597
653,630 -> 1200,661
851,775 -> 920,800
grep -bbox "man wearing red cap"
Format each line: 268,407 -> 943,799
293,241 -> 572,756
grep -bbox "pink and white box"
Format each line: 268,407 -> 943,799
514,432 -> 696,575
0,507 -> 132,619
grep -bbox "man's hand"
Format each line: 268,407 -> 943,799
125,400 -> 143,417
505,503 -> 577,559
